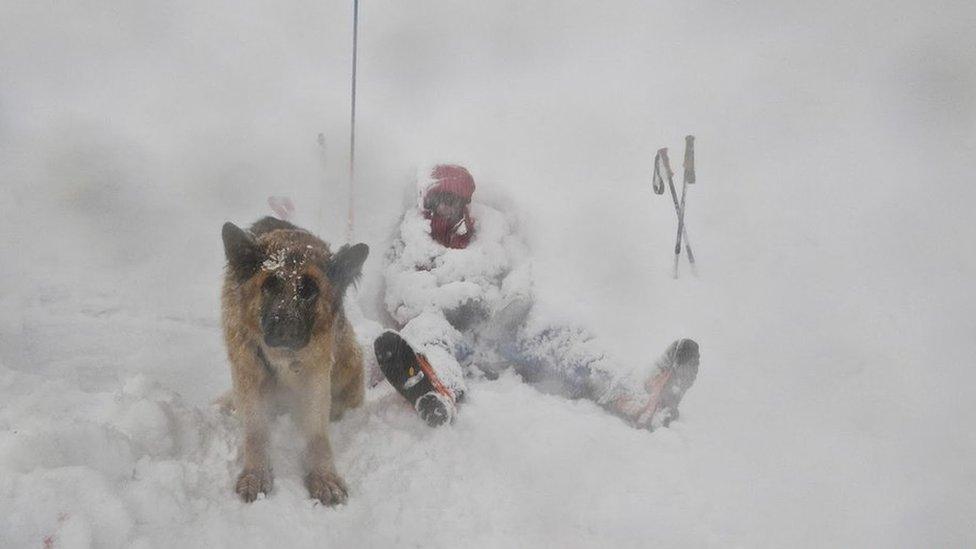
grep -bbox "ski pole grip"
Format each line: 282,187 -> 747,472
683,135 -> 696,185
659,148 -> 675,184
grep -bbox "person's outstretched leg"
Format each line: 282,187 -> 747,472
512,325 -> 700,431
374,331 -> 459,426
609,339 -> 700,430
373,311 -> 467,427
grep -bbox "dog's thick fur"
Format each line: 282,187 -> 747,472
220,217 -> 368,505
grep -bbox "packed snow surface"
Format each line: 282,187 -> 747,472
2,1 -> 975,547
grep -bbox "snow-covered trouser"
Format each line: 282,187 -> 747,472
395,305 -> 663,418
510,324 -> 678,409
505,330 -> 697,427
396,308 -> 473,400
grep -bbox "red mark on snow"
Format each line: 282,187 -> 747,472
41,512 -> 70,548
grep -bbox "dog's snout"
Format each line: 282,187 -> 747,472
262,315 -> 310,350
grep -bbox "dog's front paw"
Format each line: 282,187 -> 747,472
236,468 -> 273,502
305,470 -> 348,506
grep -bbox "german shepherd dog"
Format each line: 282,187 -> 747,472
221,217 -> 368,505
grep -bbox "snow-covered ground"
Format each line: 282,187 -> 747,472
2,1 -> 975,547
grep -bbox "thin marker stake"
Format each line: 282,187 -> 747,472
347,0 -> 359,241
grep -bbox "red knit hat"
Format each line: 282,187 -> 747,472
425,164 -> 476,203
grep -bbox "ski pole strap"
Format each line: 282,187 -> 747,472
683,135 -> 696,185
652,148 -> 668,195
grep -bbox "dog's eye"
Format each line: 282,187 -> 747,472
297,275 -> 319,300
262,276 -> 283,295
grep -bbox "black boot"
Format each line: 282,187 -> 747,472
657,338 -> 700,427
373,331 -> 456,427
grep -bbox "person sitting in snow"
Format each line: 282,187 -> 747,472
373,164 -> 700,430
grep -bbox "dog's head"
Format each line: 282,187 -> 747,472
222,220 -> 368,351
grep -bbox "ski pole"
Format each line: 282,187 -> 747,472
653,148 -> 696,268
683,135 -> 696,185
672,154 -> 688,278
660,148 -> 695,264
672,135 -> 695,278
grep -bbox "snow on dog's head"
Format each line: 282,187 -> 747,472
221,217 -> 368,351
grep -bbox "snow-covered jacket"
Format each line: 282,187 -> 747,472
383,167 -> 532,335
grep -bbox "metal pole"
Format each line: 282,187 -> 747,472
673,167 -> 689,278
347,0 -> 359,241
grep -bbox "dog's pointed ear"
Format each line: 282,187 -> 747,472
328,243 -> 369,292
222,222 -> 262,282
